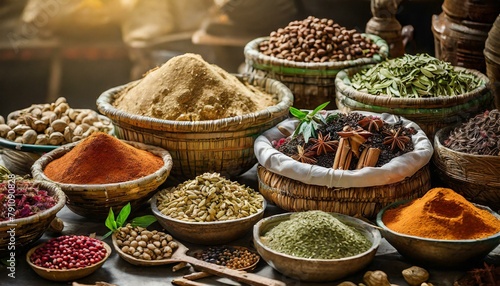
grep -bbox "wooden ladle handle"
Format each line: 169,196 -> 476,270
181,255 -> 286,286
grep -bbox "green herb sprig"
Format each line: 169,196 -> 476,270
289,101 -> 330,143
349,53 -> 484,97
102,202 -> 157,239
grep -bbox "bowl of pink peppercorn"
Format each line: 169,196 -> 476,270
26,235 -> 112,282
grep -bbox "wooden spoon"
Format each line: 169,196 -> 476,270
112,234 -> 285,286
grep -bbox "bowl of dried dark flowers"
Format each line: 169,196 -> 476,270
0,168 -> 66,253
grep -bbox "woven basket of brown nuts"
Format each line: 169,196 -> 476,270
244,16 -> 389,110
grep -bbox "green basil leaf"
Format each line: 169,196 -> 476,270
311,101 -> 330,116
289,107 -> 307,119
105,207 -> 117,231
116,202 -> 131,228
131,215 -> 157,228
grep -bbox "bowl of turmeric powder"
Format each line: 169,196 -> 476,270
31,132 -> 173,219
376,187 -> 500,268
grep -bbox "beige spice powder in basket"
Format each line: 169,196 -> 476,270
113,53 -> 276,121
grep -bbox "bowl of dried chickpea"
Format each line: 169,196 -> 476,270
150,172 -> 266,245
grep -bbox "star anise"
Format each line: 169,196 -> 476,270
383,127 -> 411,151
309,132 -> 338,155
358,115 -> 384,132
291,145 -> 317,164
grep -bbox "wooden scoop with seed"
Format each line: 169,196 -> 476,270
112,234 -> 285,286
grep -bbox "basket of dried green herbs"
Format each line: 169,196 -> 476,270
433,109 -> 500,211
254,104 -> 433,218
244,16 -> 388,110
0,168 -> 66,253
335,53 -> 493,141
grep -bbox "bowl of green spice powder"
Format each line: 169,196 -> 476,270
253,210 -> 381,282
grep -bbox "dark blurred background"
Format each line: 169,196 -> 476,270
0,0 -> 442,117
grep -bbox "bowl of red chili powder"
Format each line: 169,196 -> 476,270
376,187 -> 500,268
31,132 -> 173,219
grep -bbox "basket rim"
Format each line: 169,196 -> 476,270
96,75 -> 294,132
31,139 -> 172,190
335,65 -> 491,108
244,34 -> 389,72
0,180 -> 66,226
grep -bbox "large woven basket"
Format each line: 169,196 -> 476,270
254,110 -> 433,219
433,126 -> 500,211
257,164 -> 430,219
484,15 -> 500,108
96,75 -> 293,180
335,65 -> 493,141
244,34 -> 388,110
31,140 -> 172,219
0,180 -> 65,253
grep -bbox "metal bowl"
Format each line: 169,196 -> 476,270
376,200 -> 500,268
151,192 -> 266,245
253,212 -> 381,282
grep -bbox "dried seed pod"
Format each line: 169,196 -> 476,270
32,120 -> 47,133
48,217 -> 64,233
0,124 -> 11,137
22,129 -> 37,144
48,132 -> 64,145
31,107 -> 42,118
63,126 -> 73,143
6,130 -> 16,141
363,270 -> 391,286
402,266 -> 429,286
7,120 -> 18,129
13,125 -> 31,135
55,97 -> 67,106
35,134 -> 49,145
51,119 -> 68,133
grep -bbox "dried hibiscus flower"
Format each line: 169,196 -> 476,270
0,180 -> 57,221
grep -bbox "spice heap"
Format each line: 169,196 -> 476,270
444,109 -> 500,155
276,112 -> 416,169
114,224 -> 179,261
0,97 -> 113,145
192,246 -> 260,269
382,188 -> 500,240
349,53 -> 484,97
0,180 -> 57,221
44,132 -> 163,184
259,16 -> 380,62
113,53 -> 275,121
30,235 -> 107,269
262,210 -> 371,259
156,172 -> 263,222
